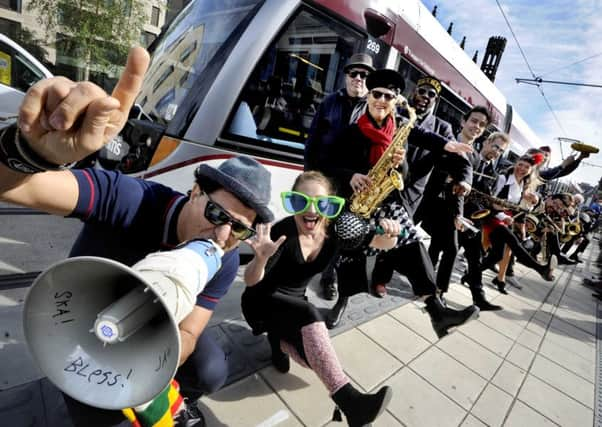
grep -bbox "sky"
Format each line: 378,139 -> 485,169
421,0 -> 602,186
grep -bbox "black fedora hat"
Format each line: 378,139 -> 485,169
366,69 -> 405,94
194,156 -> 274,223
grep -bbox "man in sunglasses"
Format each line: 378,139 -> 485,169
0,47 -> 273,426
399,76 -> 454,215
304,52 -> 374,301
459,132 -> 511,311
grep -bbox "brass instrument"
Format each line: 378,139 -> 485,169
571,142 -> 599,154
559,218 -> 582,243
467,189 -> 529,219
350,102 -> 417,218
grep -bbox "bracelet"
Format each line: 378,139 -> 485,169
0,124 -> 66,173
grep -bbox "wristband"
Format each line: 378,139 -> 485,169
0,124 -> 66,173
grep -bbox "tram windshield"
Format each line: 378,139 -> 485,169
137,0 -> 263,124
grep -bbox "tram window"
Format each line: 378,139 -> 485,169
397,56 -> 424,98
224,9 -> 366,151
137,0 -> 263,124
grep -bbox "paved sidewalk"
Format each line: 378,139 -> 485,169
198,247 -> 599,427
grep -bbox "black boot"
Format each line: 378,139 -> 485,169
424,295 -> 480,338
268,332 -> 289,373
321,278 -> 338,301
492,277 -> 508,294
557,253 -> 578,266
326,297 -> 348,329
470,288 -> 502,311
331,383 -> 392,427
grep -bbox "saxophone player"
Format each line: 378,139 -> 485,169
459,132 -> 511,310
323,69 -> 478,338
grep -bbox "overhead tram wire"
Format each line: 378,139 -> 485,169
538,51 -> 602,78
494,0 -> 569,158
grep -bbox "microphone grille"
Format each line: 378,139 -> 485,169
334,211 -> 371,250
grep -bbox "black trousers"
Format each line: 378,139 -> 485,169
481,226 -> 543,272
426,223 -> 459,293
64,331 -> 228,427
458,230 -> 485,292
241,290 -> 323,364
339,241 -> 437,298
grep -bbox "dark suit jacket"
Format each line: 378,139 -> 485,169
464,152 -> 500,219
401,112 -> 455,216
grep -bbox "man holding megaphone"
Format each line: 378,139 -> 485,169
0,47 -> 274,426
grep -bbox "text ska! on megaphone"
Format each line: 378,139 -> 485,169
23,239 -> 223,410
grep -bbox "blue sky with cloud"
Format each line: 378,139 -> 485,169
421,0 -> 602,185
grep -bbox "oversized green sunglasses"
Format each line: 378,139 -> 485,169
281,191 -> 345,219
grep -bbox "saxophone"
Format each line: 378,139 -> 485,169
350,102 -> 417,218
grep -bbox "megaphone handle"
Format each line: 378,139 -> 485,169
375,225 -> 409,238
94,286 -> 161,344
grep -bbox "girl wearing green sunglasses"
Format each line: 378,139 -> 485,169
241,171 -> 393,426
280,191 -> 345,219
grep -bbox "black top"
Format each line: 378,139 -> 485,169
324,120 -> 454,200
243,216 -> 339,299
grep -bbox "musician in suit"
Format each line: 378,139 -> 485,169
414,106 -> 491,302
459,132 -> 510,310
399,76 -> 455,216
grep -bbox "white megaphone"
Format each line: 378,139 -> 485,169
23,239 -> 223,410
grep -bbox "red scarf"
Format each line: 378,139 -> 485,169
357,113 -> 395,166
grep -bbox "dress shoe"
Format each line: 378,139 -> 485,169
557,254 -> 578,265
326,297 -> 348,329
371,283 -> 387,298
569,254 -> 583,263
271,351 -> 290,373
492,277 -> 508,294
471,290 -> 503,311
321,279 -> 338,301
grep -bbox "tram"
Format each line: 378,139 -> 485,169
99,0 -> 542,221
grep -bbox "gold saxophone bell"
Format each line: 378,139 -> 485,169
470,209 -> 490,220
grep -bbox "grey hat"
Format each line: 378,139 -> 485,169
194,156 -> 274,223
343,53 -> 375,73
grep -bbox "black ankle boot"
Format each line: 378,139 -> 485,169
331,383 -> 392,427
424,295 -> 480,338
326,297 -> 348,329
268,332 -> 289,373
470,288 -> 502,311
492,277 -> 508,294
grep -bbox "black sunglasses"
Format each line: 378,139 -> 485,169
348,70 -> 369,79
417,87 -> 438,99
204,197 -> 256,240
370,89 -> 396,101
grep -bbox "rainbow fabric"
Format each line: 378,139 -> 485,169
122,380 -> 184,427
